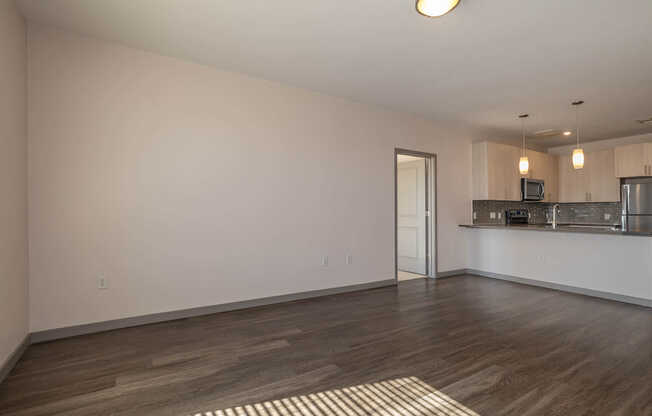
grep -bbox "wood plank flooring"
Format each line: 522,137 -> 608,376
1,275 -> 650,415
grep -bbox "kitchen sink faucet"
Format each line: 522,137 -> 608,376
552,204 -> 560,229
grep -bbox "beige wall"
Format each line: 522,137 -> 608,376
28,25 -> 474,332
0,0 -> 29,365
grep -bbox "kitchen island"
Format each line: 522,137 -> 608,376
462,224 -> 652,307
460,223 -> 652,237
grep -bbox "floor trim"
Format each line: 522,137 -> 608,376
436,269 -> 466,279
31,279 -> 397,343
466,269 -> 652,308
0,334 -> 30,385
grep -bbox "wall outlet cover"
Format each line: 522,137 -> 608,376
98,276 -> 108,289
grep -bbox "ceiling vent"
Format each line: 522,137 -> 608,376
533,129 -> 563,137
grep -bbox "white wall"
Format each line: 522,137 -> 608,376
466,229 -> 652,301
28,25 -> 474,332
0,0 -> 29,365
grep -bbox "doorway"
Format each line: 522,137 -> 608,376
395,149 -> 436,282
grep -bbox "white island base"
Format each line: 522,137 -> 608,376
464,227 -> 652,307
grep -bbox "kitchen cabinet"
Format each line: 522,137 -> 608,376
558,149 -> 620,202
473,141 -> 557,201
558,154 -> 588,202
614,143 -> 652,177
588,149 -> 620,202
526,151 -> 559,202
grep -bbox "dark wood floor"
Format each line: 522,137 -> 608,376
1,275 -> 651,415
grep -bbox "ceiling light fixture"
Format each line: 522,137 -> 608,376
519,114 -> 530,175
571,101 -> 585,170
563,131 -> 573,136
416,0 -> 460,17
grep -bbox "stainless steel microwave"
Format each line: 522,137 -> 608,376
521,178 -> 545,201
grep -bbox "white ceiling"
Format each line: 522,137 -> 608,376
17,0 -> 652,148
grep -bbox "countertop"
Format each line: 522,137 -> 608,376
459,223 -> 652,237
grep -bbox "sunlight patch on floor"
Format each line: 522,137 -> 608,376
192,377 -> 479,416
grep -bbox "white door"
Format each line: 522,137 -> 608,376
397,157 -> 427,275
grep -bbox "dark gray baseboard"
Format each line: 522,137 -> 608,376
436,269 -> 466,279
31,279 -> 396,343
466,269 -> 652,308
0,334 -> 30,385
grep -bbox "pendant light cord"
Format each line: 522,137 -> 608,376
522,117 -> 526,157
572,100 -> 583,148
576,105 -> 580,148
519,114 -> 528,157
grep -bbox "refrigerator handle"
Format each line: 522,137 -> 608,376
621,184 -> 630,230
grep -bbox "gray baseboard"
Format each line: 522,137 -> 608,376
436,269 -> 466,279
0,334 -> 30,385
466,269 -> 652,308
31,279 -> 396,343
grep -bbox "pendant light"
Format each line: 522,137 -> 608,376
571,100 -> 585,170
519,114 -> 530,175
416,0 -> 460,17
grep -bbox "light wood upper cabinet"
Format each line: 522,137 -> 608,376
473,141 -> 620,203
588,149 -> 620,202
558,149 -> 620,202
614,143 -> 652,177
558,154 -> 588,202
473,141 -> 557,201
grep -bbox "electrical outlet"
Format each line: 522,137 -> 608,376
346,255 -> 353,265
490,212 -> 496,219
321,256 -> 328,267
98,276 -> 108,289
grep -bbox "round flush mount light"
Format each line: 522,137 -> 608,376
416,0 -> 460,17
563,131 -> 573,136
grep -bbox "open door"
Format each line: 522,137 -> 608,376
395,149 -> 436,281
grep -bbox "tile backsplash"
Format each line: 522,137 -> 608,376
473,200 -> 622,226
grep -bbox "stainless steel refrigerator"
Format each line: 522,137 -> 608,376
622,178 -> 652,231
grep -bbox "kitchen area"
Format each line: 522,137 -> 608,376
462,137 -> 652,307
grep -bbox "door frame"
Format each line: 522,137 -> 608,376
394,148 -> 438,282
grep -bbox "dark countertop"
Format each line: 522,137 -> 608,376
459,223 -> 652,237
